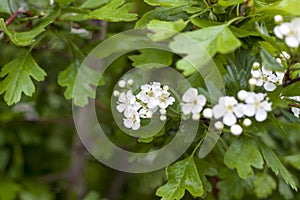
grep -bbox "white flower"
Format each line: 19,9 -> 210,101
113,90 -> 120,97
242,92 -> 272,122
214,121 -> 224,130
160,115 -> 167,121
251,66 -> 284,92
203,108 -> 213,119
237,90 -> 248,101
243,118 -> 252,127
157,89 -> 175,109
138,107 -> 153,118
292,107 -> 300,118
123,110 -> 141,130
116,91 -> 141,113
160,109 -> 166,115
127,79 -> 134,86
192,113 -> 200,120
181,88 -> 206,115
230,124 -> 243,136
118,80 -> 126,88
136,82 -> 162,109
274,15 -> 283,24
212,96 -> 242,126
274,18 -> 300,48
50,0 -> 54,5
249,78 -> 257,86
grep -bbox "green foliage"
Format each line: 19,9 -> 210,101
88,0 -> 138,22
260,143 -> 297,190
0,52 -> 46,105
0,0 -> 300,199
156,156 -> 204,199
224,136 -> 264,179
253,173 -> 277,198
0,8 -> 60,46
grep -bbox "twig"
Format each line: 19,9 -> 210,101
0,7 -> 25,33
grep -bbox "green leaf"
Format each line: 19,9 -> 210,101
146,19 -> 187,41
156,156 -> 204,199
88,0 -> 137,22
0,0 -> 11,14
135,7 -> 188,28
285,154 -> 300,170
169,24 -> 241,76
0,7 -> 60,46
217,169 -> 249,200
129,49 -> 173,67
55,0 -> 74,7
260,143 -> 297,190
0,52 -> 46,106
218,0 -> 244,6
253,173 -> 277,198
58,42 -> 103,107
257,0 -> 300,15
260,48 -> 285,72
144,0 -> 197,7
282,82 -> 300,97
80,0 -> 109,9
0,179 -> 21,200
224,137 -> 264,179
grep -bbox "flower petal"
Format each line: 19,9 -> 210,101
243,104 -> 255,117
255,109 -> 267,122
223,112 -> 237,126
182,88 -> 197,102
212,104 -> 226,119
182,103 -> 194,115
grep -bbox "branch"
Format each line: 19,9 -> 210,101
0,7 -> 25,33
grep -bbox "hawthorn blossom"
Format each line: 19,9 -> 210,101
212,96 -> 243,126
116,91 -> 141,114
123,110 -> 141,130
230,124 -> 243,136
251,65 -> 284,92
274,17 -> 300,48
242,92 -> 272,122
181,88 -> 206,120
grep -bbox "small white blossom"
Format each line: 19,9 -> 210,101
274,15 -> 283,24
160,115 -> 167,121
242,92 -> 272,122
249,78 -> 257,86
113,90 -> 120,97
181,88 -> 206,116
157,89 -> 175,109
118,80 -> 126,88
50,0 -> 54,5
212,96 -> 242,126
127,79 -> 134,86
116,91 -> 141,114
203,108 -> 213,119
251,65 -> 284,92
237,90 -> 248,101
192,113 -> 200,120
243,118 -> 252,127
214,121 -> 224,130
160,109 -> 166,115
274,18 -> 300,48
230,124 -> 243,136
123,110 -> 141,130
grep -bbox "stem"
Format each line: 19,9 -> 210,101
5,7 -> 25,26
283,76 -> 300,87
191,137 -> 205,156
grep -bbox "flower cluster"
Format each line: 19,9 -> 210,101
249,62 -> 284,92
274,15 -> 300,48
180,88 -> 272,136
115,80 -> 175,130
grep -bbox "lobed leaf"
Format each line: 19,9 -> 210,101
224,136 -> 264,179
156,156 -> 204,200
0,52 -> 46,106
0,7 -> 60,47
